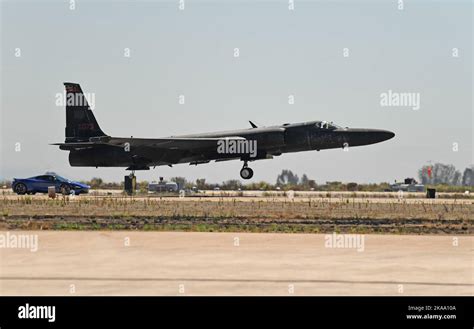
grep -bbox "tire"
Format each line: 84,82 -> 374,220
60,184 -> 71,195
240,167 -> 254,180
14,183 -> 27,195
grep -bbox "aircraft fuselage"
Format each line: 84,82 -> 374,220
68,121 -> 395,170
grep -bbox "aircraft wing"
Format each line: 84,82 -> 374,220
108,136 -> 247,149
52,136 -> 247,150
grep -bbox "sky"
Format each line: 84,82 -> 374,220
1,0 -> 472,184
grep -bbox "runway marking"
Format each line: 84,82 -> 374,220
1,277 -> 472,287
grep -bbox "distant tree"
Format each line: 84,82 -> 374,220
138,180 -> 149,193
246,181 -> 273,190
0,180 -> 12,188
347,182 -> 358,191
298,174 -> 317,190
326,181 -> 343,191
452,170 -> 462,186
462,166 -> 474,186
418,163 -> 461,185
89,177 -> 103,189
300,174 -> 309,186
170,177 -> 187,189
221,180 -> 242,190
276,170 -> 299,186
195,178 -> 208,190
418,166 -> 430,184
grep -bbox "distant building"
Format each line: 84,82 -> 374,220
148,177 -> 179,193
390,178 -> 425,192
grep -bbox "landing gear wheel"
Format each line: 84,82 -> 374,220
240,167 -> 254,180
60,184 -> 71,195
14,183 -> 27,195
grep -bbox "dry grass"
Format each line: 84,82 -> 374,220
1,195 -> 473,221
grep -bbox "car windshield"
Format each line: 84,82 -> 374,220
54,175 -> 69,182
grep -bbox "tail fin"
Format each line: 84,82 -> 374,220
64,82 -> 107,142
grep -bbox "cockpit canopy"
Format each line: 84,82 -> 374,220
315,121 -> 342,130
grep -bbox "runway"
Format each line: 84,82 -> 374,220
0,231 -> 472,296
1,188 -> 473,204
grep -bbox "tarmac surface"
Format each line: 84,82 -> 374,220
0,231 -> 472,296
2,187 -> 473,204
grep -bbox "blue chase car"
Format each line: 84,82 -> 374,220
12,174 -> 90,195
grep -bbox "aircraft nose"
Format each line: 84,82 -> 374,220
360,129 -> 395,144
335,128 -> 395,146
374,129 -> 395,142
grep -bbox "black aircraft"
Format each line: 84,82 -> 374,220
53,83 -> 395,179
